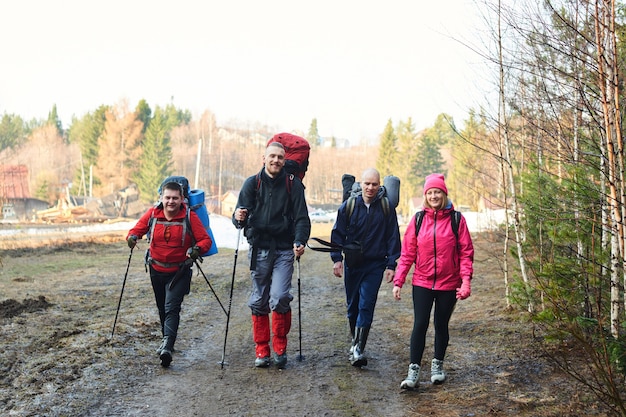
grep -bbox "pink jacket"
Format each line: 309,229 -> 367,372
393,206 -> 474,291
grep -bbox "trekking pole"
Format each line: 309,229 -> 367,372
296,256 -> 304,362
220,226 -> 242,368
194,259 -> 228,317
111,247 -> 134,339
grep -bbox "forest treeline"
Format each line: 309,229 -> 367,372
2,0 -> 626,413
0,98 -> 495,219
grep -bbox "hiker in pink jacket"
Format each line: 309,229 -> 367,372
392,173 -> 474,390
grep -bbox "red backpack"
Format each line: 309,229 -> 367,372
267,133 -> 310,181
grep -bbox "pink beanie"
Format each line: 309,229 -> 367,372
423,173 -> 448,195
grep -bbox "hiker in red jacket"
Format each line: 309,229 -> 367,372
393,173 -> 474,389
126,181 -> 212,367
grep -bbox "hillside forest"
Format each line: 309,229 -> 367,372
2,0 -> 626,414
0,101 -> 481,216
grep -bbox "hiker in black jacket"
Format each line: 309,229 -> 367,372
232,141 -> 311,369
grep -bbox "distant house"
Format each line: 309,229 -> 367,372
1,165 -> 30,199
221,190 -> 239,217
1,165 -> 49,221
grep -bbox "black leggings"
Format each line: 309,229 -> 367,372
150,265 -> 192,342
410,285 -> 457,365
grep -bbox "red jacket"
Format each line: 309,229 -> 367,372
127,204 -> 212,273
393,205 -> 474,291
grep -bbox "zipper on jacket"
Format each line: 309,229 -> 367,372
262,179 -> 274,226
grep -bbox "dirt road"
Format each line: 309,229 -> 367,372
0,227 -> 610,416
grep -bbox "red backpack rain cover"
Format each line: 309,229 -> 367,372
267,133 -> 310,180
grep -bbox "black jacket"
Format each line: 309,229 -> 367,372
233,168 -> 311,250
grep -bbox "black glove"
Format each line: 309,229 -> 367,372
187,246 -> 201,260
127,235 -> 138,249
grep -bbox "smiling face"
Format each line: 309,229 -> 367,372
161,187 -> 183,218
263,143 -> 285,178
425,188 -> 446,210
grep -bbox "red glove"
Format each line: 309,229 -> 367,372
456,278 -> 471,300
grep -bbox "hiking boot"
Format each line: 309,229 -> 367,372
160,348 -> 172,368
254,356 -> 271,368
350,346 -> 368,367
158,336 -> 174,367
348,337 -> 356,357
273,352 -> 288,369
400,363 -> 420,389
348,319 -> 356,356
431,359 -> 446,384
156,337 -> 168,355
350,327 -> 369,367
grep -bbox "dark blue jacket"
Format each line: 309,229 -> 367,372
331,191 -> 401,270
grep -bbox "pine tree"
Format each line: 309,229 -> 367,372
376,119 -> 396,177
135,99 -> 152,134
0,113 -> 27,151
448,109 -> 495,209
67,106 -> 109,192
307,118 -> 320,147
47,104 -> 63,137
395,118 -> 420,217
135,112 -> 172,203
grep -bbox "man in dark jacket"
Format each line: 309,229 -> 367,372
232,141 -> 311,369
127,181 -> 213,368
331,168 -> 401,367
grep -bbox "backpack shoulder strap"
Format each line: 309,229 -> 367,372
414,210 -> 425,237
147,206 -> 158,243
414,210 -> 460,240
346,196 -> 357,222
381,196 -> 389,216
451,210 -> 460,241
347,195 -> 389,223
186,206 -> 196,246
254,170 -> 294,217
283,173 -> 295,216
255,170 -> 294,194
148,205 -> 193,247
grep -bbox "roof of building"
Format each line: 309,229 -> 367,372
1,165 -> 30,199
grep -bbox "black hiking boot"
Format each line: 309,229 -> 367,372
159,336 -> 173,367
350,327 -> 370,367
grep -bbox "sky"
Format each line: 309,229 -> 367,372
1,0 -> 490,142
